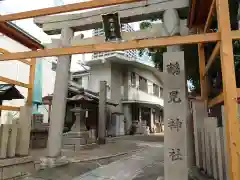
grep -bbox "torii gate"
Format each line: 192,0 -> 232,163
0,0 -> 239,180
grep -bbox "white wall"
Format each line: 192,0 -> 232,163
82,75 -> 89,89
0,34 -> 55,123
88,62 -> 163,106
128,87 -> 164,106
88,63 -> 111,99
131,67 -> 162,88
41,58 -> 56,97
111,63 -> 124,112
126,66 -> 163,104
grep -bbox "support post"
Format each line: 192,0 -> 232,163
16,105 -> 32,156
27,58 -> 36,105
216,0 -> 240,179
47,27 -> 73,159
198,44 -> 205,100
98,81 -> 107,144
198,40 -> 208,101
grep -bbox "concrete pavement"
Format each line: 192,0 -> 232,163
73,141 -> 164,180
24,135 -> 164,180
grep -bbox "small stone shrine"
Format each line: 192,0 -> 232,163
62,106 -> 96,151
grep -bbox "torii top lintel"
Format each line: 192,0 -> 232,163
34,0 -> 189,35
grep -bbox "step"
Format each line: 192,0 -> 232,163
63,131 -> 89,139
62,137 -> 86,146
62,143 -> 98,151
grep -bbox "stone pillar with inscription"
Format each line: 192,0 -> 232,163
162,8 -> 188,180
163,52 -> 188,180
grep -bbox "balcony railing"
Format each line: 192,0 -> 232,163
127,86 -> 164,106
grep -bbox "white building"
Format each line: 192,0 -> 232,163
0,22 -> 55,123
72,43 -> 164,134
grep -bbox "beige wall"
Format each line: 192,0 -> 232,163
88,62 -> 112,99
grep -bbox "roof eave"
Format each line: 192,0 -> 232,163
0,21 -> 44,50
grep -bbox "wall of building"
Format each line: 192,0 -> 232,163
82,75 -> 89,89
71,72 -> 89,89
87,62 -> 164,108
0,34 -> 55,123
131,67 -> 162,89
88,63 -> 112,99
126,66 -> 163,106
41,59 -> 56,97
110,63 -> 124,113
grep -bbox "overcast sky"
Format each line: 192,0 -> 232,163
0,0 -> 94,43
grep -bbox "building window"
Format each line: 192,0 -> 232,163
153,84 -> 160,97
73,77 -> 82,86
160,87 -> 163,98
131,72 -> 136,87
51,61 -> 57,71
139,76 -> 148,92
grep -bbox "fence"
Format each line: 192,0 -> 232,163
192,100 -> 227,180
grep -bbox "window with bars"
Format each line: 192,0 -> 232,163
73,77 -> 82,86
153,84 -> 160,97
160,87 -> 163,98
131,72 -> 136,87
139,76 -> 148,93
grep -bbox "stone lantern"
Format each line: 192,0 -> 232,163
70,106 -> 87,133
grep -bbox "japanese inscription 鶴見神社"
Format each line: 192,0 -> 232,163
168,90 -> 181,103
169,148 -> 183,161
166,62 -> 180,76
168,118 -> 182,132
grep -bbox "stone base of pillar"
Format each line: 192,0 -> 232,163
62,131 -> 91,151
97,138 -> 106,145
40,156 -> 69,169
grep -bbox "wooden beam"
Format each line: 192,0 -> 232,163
216,0 -> 240,179
0,48 -> 10,54
0,48 -> 31,65
0,106 -> 20,111
0,76 -> 30,88
203,41 -> 220,76
17,59 -> 31,65
198,42 -> 208,100
27,58 -> 36,105
0,33 -> 220,61
208,89 -> 240,108
208,92 -> 223,108
204,0 -> 216,33
0,0 -> 145,22
232,30 -> 240,40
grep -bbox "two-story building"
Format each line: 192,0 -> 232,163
72,58 -> 164,134
71,25 -> 164,134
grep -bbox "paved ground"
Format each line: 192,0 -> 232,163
24,135 -> 164,180
30,140 -> 141,163
73,142 -> 164,180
